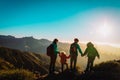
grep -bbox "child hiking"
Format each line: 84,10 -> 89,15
59,51 -> 70,72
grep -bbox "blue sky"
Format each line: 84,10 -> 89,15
0,0 -> 120,45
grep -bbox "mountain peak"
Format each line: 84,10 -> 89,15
0,35 -> 15,39
22,36 -> 35,40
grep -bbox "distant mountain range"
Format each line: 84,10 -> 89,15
0,35 -> 51,53
0,35 -> 73,54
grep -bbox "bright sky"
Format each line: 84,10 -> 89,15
0,0 -> 120,46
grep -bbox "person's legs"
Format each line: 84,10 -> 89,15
90,57 -> 95,71
49,56 -> 53,73
61,63 -> 64,72
52,55 -> 57,72
73,56 -> 77,70
70,57 -> 74,70
85,58 -> 91,72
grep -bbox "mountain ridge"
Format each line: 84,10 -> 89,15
0,35 -> 52,53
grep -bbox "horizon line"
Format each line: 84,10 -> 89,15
0,34 -> 120,48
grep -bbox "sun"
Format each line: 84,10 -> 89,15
98,22 -> 112,37
98,26 -> 110,37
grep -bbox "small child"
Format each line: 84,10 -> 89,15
59,51 -> 70,72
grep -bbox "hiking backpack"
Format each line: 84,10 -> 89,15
46,44 -> 54,56
71,44 -> 77,53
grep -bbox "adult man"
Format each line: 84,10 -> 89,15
70,38 -> 83,71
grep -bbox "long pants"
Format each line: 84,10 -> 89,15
86,57 -> 95,71
70,55 -> 77,70
61,63 -> 68,72
49,55 -> 57,73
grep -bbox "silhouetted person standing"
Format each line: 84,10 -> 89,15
70,38 -> 83,71
48,39 -> 59,74
83,42 -> 100,72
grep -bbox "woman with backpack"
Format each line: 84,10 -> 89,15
47,39 -> 60,74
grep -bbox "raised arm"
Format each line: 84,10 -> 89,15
53,43 -> 59,54
95,48 -> 100,59
77,44 -> 83,55
69,44 -> 72,55
66,55 -> 71,59
83,48 -> 88,56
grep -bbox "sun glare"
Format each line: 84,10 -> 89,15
98,21 -> 112,37
98,26 -> 110,37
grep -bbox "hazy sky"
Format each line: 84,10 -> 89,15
0,0 -> 120,45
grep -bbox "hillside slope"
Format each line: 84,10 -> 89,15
0,47 -> 49,74
0,58 -> 14,70
42,60 -> 120,80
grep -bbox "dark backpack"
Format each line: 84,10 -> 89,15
70,44 -> 77,53
46,44 -> 54,56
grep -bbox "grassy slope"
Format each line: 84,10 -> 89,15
0,47 -> 48,74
